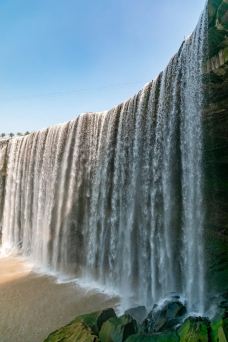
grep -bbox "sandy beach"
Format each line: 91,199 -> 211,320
0,256 -> 119,342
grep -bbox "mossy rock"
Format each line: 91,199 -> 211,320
125,331 -> 179,342
44,308 -> 116,342
208,0 -> 228,57
43,321 -> 100,342
208,0 -> 223,26
211,316 -> 228,341
216,0 -> 228,31
178,317 -> 210,342
99,314 -> 138,342
72,308 -> 116,334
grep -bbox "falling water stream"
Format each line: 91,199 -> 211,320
0,9 -> 207,314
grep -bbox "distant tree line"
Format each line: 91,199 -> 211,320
0,131 -> 30,139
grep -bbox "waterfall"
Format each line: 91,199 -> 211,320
0,10 -> 207,313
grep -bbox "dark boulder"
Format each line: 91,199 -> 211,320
142,300 -> 186,333
125,306 -> 147,323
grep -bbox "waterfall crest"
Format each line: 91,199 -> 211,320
0,10 -> 207,313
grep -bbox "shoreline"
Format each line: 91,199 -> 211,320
0,256 -> 119,342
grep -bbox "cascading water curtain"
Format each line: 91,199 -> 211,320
0,8 -> 207,313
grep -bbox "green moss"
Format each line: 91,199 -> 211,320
208,0 -> 228,58
99,314 -> 138,342
43,321 -> 100,342
125,332 -> 179,342
72,308 -> 116,335
43,309 -> 116,342
178,317 -> 210,342
211,317 -> 228,342
217,0 -> 228,30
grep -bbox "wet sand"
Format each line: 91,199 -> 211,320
0,257 -> 119,342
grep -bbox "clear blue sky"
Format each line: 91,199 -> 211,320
0,0 -> 206,133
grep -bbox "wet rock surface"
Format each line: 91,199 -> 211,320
99,314 -> 138,342
44,309 -> 116,342
43,302 -> 228,342
124,307 -> 147,324
142,300 -> 186,334
178,317 -> 210,342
